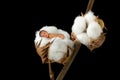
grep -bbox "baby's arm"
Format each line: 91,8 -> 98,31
48,33 -> 64,39
57,34 -> 64,39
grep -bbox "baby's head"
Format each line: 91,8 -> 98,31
39,26 -> 58,38
39,30 -> 49,38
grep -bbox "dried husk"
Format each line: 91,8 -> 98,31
87,18 -> 106,51
35,41 -> 51,63
35,40 -> 74,64
87,33 -> 106,51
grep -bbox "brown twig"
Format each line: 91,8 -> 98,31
56,0 -> 95,80
56,40 -> 81,80
86,0 -> 95,13
48,60 -> 54,80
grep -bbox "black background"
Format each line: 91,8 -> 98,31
4,0 -> 118,80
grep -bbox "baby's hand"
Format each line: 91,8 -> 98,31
49,33 -> 64,39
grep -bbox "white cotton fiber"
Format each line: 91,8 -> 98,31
39,37 -> 50,47
34,31 -> 41,46
58,29 -> 74,52
58,29 -> 70,39
87,21 -> 103,40
84,11 -> 96,24
48,38 -> 67,62
72,16 -> 86,35
63,38 -> 74,49
76,33 -> 90,46
65,39 -> 74,55
40,26 -> 58,34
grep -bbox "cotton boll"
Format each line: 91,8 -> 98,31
76,33 -> 90,46
72,16 -> 86,35
87,21 -> 103,40
48,38 -> 67,62
84,11 -> 96,24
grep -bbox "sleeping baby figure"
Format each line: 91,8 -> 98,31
34,26 -> 74,64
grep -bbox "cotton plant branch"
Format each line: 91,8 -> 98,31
56,0 -> 95,80
48,60 -> 54,80
56,40 -> 81,80
86,0 -> 95,13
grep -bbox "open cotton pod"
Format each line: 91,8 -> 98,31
48,29 -> 74,64
34,26 -> 74,64
71,11 -> 106,51
87,18 -> 106,51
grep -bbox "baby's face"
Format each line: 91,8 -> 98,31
40,30 -> 48,38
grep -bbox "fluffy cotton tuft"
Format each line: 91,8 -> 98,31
84,11 -> 96,24
63,40 -> 74,56
58,29 -> 70,39
76,33 -> 90,46
40,26 -> 58,34
58,29 -> 74,50
72,16 -> 86,35
58,29 -> 74,55
39,37 -> 50,47
34,31 -> 41,46
87,21 -> 103,40
48,38 -> 67,62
